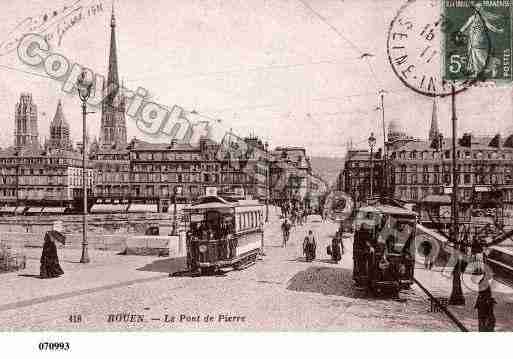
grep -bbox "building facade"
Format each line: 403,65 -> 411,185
0,147 -> 94,212
389,134 -> 513,222
341,148 -> 383,205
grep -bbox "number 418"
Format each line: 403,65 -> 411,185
69,314 -> 82,323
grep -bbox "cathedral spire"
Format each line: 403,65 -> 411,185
107,1 -> 119,90
429,97 -> 439,144
100,0 -> 127,148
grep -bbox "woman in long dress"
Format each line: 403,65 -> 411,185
40,232 -> 64,278
459,4 -> 504,77
303,230 -> 317,262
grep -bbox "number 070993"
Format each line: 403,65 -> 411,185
38,342 -> 70,351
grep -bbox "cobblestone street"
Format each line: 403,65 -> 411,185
0,212 -> 468,331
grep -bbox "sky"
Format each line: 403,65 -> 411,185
0,0 -> 511,157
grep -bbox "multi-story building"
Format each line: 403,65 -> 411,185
341,148 -> 383,205
389,133 -> 513,222
271,147 -> 311,202
0,147 -> 94,213
90,135 -> 273,210
385,98 -> 513,225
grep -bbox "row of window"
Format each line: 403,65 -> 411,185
394,173 -> 513,186
132,152 -> 202,161
236,211 -> 262,232
0,157 -> 83,166
393,149 -> 513,161
395,186 -> 473,201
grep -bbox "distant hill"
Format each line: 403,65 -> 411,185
309,156 -> 345,187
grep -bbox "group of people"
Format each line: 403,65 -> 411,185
280,218 -> 317,261
281,216 -> 345,264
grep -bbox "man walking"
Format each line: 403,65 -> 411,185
281,218 -> 291,248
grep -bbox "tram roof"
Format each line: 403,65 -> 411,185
188,195 -> 235,210
358,205 -> 416,217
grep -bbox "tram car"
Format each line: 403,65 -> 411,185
183,195 -> 264,275
324,191 -> 353,222
352,204 -> 417,295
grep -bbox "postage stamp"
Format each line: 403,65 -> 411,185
443,0 -> 513,83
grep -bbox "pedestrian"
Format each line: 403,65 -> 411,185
281,218 -> 291,248
471,236 -> 484,275
353,222 -> 374,287
40,231 -> 64,279
420,239 -> 434,270
331,230 -> 343,263
475,273 -> 497,332
303,230 -> 317,262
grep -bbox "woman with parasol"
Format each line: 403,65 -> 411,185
40,221 -> 66,278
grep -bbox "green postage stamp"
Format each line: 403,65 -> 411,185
443,0 -> 512,83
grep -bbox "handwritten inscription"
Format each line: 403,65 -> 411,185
0,0 -> 103,56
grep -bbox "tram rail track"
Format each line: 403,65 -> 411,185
412,277 -> 469,332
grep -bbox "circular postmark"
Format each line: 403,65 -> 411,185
387,0 -> 494,97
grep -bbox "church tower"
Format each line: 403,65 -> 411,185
48,100 -> 72,151
14,93 -> 39,149
428,97 -> 440,144
100,3 -> 127,149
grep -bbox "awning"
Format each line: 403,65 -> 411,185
166,203 -> 190,212
127,204 -> 158,213
422,194 -> 451,204
14,207 -> 26,214
42,207 -> 66,214
0,206 -> 17,213
90,204 -> 128,213
26,207 -> 43,214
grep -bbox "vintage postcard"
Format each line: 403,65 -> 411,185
1,0 -> 513,354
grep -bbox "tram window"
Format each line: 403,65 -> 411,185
250,212 -> 254,228
237,214 -> 242,231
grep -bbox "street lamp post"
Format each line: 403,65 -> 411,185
265,142 -> 269,222
77,71 -> 93,264
171,186 -> 182,236
448,84 -> 465,306
368,132 -> 376,200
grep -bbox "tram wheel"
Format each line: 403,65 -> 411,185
200,267 -> 215,276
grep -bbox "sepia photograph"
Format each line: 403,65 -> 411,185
0,0 -> 512,355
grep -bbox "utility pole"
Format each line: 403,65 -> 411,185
368,132 -> 376,200
379,90 -> 387,199
449,84 -> 465,306
265,142 -> 269,222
